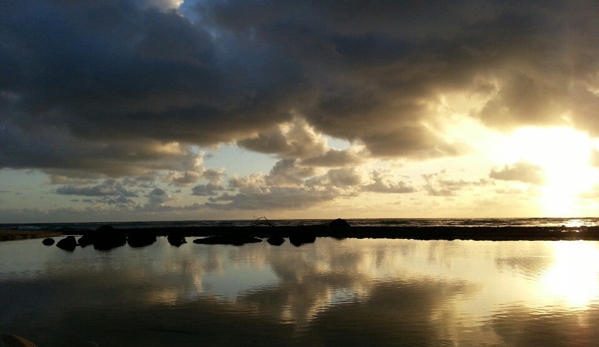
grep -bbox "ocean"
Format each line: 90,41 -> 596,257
2,217 -> 599,232
3,218 -> 599,346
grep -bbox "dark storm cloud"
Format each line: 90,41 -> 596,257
202,0 -> 599,141
0,0 -> 301,175
2,0 -> 599,177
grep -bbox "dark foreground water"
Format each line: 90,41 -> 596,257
2,235 -> 599,346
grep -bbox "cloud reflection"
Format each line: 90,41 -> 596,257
2,238 -> 599,346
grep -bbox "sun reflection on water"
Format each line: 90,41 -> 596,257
540,241 -> 599,308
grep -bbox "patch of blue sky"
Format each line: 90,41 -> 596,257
325,136 -> 353,150
203,144 -> 277,177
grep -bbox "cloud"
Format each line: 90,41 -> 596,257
1,0 -> 597,182
205,187 -> 338,211
208,165 -> 361,211
422,170 -> 489,196
265,159 -> 317,187
300,148 -> 364,167
237,117 -> 329,160
56,179 -> 138,197
306,168 -> 362,189
489,161 -> 546,185
591,149 -> 599,168
363,170 -> 416,194
191,183 -> 227,197
146,187 -> 175,207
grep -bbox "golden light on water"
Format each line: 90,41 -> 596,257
540,241 -> 599,308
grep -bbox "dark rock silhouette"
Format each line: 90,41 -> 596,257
167,232 -> 187,246
267,235 -> 285,246
56,236 -> 77,251
289,233 -> 316,247
78,225 -> 126,251
193,235 -> 262,246
77,233 -> 94,248
127,231 -> 157,248
42,238 -> 55,246
94,233 -> 126,251
329,218 -> 351,227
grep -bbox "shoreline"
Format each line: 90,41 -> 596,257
4,225 -> 599,242
0,230 -> 63,242
143,225 -> 599,241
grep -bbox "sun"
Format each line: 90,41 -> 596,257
499,127 -> 597,216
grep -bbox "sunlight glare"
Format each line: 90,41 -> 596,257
540,241 -> 599,308
498,127 -> 596,216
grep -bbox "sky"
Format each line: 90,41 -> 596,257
2,0 -> 599,223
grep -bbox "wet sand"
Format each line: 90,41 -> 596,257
3,226 -> 599,242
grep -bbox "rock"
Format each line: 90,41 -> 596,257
56,236 -> 77,251
167,232 -> 187,247
77,233 -> 94,248
93,232 -> 126,251
42,238 -> 55,246
78,225 -> 126,251
193,235 -> 262,246
127,231 -> 157,248
97,224 -> 115,232
329,218 -> 351,227
267,235 -> 285,246
289,233 -> 316,247
1,333 -> 38,347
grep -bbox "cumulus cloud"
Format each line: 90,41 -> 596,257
3,0 -> 599,220
306,168 -> 363,189
191,182 -> 227,197
422,170 -> 489,196
205,187 -> 338,211
300,148 -> 364,167
237,117 -> 329,159
2,0 -> 597,181
146,187 -> 175,207
207,165 -> 362,211
265,159 -> 317,187
363,170 -> 416,194
489,161 -> 546,185
56,179 -> 138,197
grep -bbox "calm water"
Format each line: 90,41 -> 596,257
2,236 -> 599,346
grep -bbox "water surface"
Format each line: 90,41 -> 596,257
2,237 -> 599,346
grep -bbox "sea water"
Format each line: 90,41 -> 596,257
2,234 -> 599,346
2,216 -> 599,231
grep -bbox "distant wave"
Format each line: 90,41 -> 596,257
1,217 -> 598,232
